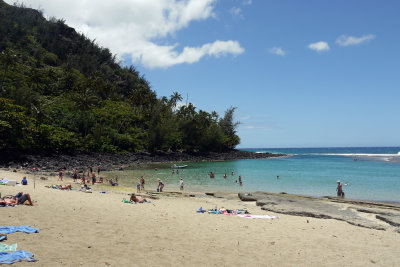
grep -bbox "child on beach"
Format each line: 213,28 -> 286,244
158,179 -> 164,192
140,176 -> 145,190
137,182 -> 141,193
179,178 -> 184,191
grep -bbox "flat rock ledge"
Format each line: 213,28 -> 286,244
238,192 -> 400,232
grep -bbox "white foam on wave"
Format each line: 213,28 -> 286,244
311,153 -> 400,157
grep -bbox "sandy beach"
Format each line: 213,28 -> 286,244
1,169 -> 400,267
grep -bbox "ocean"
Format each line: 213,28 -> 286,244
106,147 -> 400,203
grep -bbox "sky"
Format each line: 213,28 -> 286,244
9,0 -> 400,148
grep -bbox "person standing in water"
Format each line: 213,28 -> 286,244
336,180 -> 344,197
238,175 -> 243,186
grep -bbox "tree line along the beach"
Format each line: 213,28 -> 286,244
0,1 -> 240,156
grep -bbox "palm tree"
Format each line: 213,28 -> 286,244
169,91 -> 182,108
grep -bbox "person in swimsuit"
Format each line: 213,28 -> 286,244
72,169 -> 78,182
337,180 -> 344,197
58,184 -> 72,190
58,170 -> 63,181
179,178 -> 184,191
140,176 -> 145,190
129,193 -> 147,203
0,192 -> 34,206
158,179 -> 164,192
91,172 -> 96,185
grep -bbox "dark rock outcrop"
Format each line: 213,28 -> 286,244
0,150 -> 285,172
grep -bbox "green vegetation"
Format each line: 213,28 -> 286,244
0,1 -> 240,154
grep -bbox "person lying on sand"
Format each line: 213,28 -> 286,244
0,192 -> 34,206
129,193 -> 147,203
58,184 -> 72,190
108,178 -> 118,186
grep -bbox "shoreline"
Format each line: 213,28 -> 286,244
1,169 -> 400,266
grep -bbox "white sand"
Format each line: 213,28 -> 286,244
1,169 -> 399,266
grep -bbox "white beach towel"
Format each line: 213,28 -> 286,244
237,214 -> 279,219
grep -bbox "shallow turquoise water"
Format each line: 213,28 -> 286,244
106,147 -> 400,203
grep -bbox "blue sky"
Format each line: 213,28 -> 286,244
12,0 -> 400,148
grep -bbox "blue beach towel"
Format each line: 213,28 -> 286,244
0,250 -> 37,264
0,226 -> 39,234
196,207 -> 206,213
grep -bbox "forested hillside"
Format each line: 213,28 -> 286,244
0,0 -> 240,155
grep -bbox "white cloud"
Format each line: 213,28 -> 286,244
308,41 -> 330,52
141,40 -> 244,68
241,125 -> 272,130
242,0 -> 252,6
269,47 -> 286,56
336,34 -> 376,46
10,0 -> 244,69
230,7 -> 243,19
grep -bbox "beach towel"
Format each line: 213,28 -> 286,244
237,215 -> 279,219
196,207 -> 206,213
0,226 -> 39,234
0,244 -> 17,252
0,250 -> 37,264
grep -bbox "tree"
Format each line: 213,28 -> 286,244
219,107 -> 241,149
0,48 -> 17,93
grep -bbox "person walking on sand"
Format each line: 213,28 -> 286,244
137,182 -> 141,193
179,178 -> 184,191
337,180 -> 344,197
140,176 -> 145,190
91,172 -> 97,185
58,170 -> 63,181
73,169 -> 78,182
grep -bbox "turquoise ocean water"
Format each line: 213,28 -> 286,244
107,147 -> 400,203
